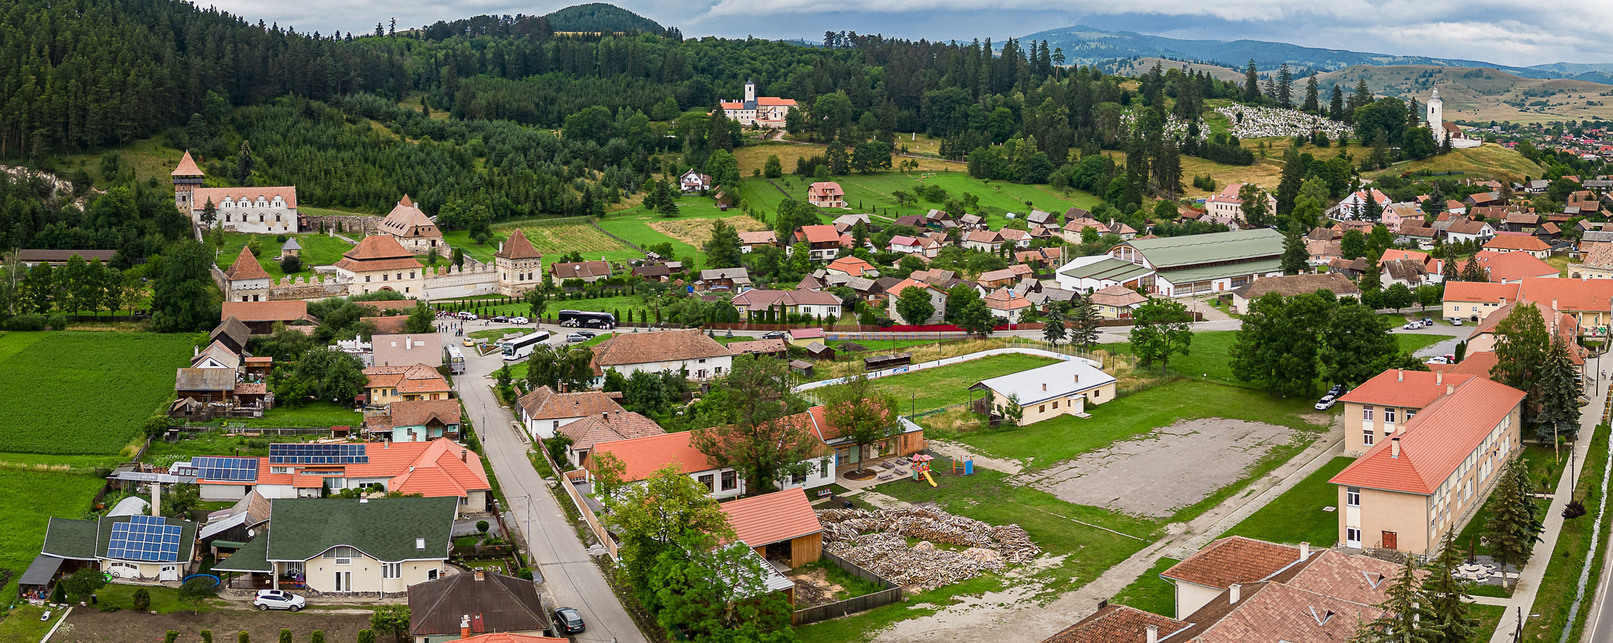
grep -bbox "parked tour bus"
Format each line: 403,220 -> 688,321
558,309 -> 616,329
502,331 -> 552,361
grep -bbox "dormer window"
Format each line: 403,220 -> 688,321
1310,606 -> 1335,626
415,538 -> 426,550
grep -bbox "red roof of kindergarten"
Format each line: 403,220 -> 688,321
1442,280 -> 1521,303
591,432 -> 718,481
719,488 -> 822,547
1331,378 -> 1525,495
1338,369 -> 1477,409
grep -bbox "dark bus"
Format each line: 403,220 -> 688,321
558,310 -> 616,329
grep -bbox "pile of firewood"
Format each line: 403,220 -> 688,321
815,506 -> 1041,590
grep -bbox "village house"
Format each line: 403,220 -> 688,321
983,288 -> 1033,322
825,255 -> 877,278
516,387 -> 624,440
888,234 -> 942,258
15,248 -> 117,267
365,363 -> 453,404
1474,250 -> 1557,283
182,439 -> 491,510
41,512 -> 198,583
697,267 -> 751,292
1381,202 -> 1422,233
792,225 -> 845,262
1442,280 -> 1523,322
590,329 -> 734,381
556,409 -> 666,469
1331,377 -> 1526,553
726,338 -> 789,359
1443,277 -> 1613,332
408,569 -> 552,643
961,229 -> 1004,252
174,151 -> 299,234
549,260 -> 612,283
221,301 -> 319,335
589,423 -> 832,501
1569,243 -> 1613,280
806,182 -> 846,208
1087,284 -> 1147,318
1229,273 -> 1360,315
885,279 -> 947,324
191,341 -> 242,370
1060,217 -> 1138,242
737,230 -> 778,253
1443,218 -> 1496,244
1202,182 -> 1276,228
1330,188 -> 1392,219
1396,224 -> 1439,248
720,488 -> 824,571
719,81 -> 797,129
730,288 -> 843,319
1337,369 -> 1478,456
1483,233 -> 1552,258
1046,538 -> 1402,643
379,196 -> 445,254
365,399 -> 462,443
214,496 -> 458,595
678,168 -> 713,192
970,359 -> 1116,425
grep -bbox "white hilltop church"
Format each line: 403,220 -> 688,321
1427,88 -> 1482,149
719,81 -> 797,129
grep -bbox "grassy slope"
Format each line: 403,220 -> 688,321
0,332 -> 193,455
1099,331 -> 1449,387
213,232 -> 354,281
740,172 -> 1101,230
1370,144 -> 1548,184
1111,557 -> 1182,616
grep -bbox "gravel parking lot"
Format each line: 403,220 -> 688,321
1019,418 -> 1294,518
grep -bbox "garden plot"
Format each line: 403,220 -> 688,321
1017,418 -> 1294,518
645,214 -> 768,248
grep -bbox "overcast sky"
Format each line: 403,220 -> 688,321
206,0 -> 1613,68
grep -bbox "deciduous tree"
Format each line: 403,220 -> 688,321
1129,298 -> 1193,370
691,356 -> 819,495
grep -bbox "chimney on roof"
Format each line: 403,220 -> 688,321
1554,299 -> 1559,310
1300,542 -> 1311,561
194,345 -> 199,358
474,570 -> 485,582
1042,383 -> 1047,392
1391,437 -> 1402,459
1229,583 -> 1242,604
472,613 -> 484,633
150,482 -> 161,517
1447,385 -> 1455,396
1146,624 -> 1159,643
460,615 -> 471,640
1436,371 -> 1443,385
461,449 -> 467,463
1397,369 -> 1403,382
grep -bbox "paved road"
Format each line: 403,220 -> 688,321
444,325 -> 647,643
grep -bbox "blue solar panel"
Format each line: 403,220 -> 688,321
107,516 -> 183,562
193,456 -> 259,481
268,443 -> 368,465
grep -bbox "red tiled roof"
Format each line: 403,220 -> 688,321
1331,378 -> 1526,494
807,182 -> 843,198
518,387 -> 623,420
1043,604 -> 1190,643
719,487 -> 822,547
1475,251 -> 1557,282
559,410 -> 666,450
1521,277 -> 1613,312
1161,536 -> 1300,589
495,229 -> 543,260
193,186 -> 298,210
1442,281 -> 1521,304
591,431 -> 718,481
225,246 -> 270,281
798,225 -> 840,244
826,256 -> 875,276
172,151 -> 204,177
221,301 -> 310,323
1484,235 -> 1550,252
388,399 -> 461,427
1338,370 -> 1477,409
449,634 -> 568,643
591,329 -> 731,366
364,364 -> 452,395
335,235 -> 422,273
1191,581 -> 1381,643
379,196 -> 438,237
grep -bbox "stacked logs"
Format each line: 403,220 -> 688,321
816,506 -> 1041,590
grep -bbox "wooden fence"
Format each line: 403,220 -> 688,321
791,551 -> 904,626
538,441 -> 621,562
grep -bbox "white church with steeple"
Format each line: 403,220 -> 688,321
719,80 -> 798,129
1427,88 -> 1479,148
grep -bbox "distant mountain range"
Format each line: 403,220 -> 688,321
1021,25 -> 1613,84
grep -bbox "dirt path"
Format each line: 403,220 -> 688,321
868,421 -> 1345,643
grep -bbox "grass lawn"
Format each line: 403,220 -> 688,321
826,338 -> 942,352
0,605 -> 64,641
1111,557 -> 1181,617
225,400 -> 362,428
738,172 -> 1101,230
1219,457 -> 1354,546
815,354 -> 1060,415
0,468 -> 107,604
948,380 -> 1326,470
95,582 -> 226,614
796,575 -> 1001,643
438,294 -> 653,321
1100,331 -> 1455,387
1521,427 -> 1610,641
1450,445 -> 1563,558
0,332 -> 193,455
142,431 -> 326,468
213,232 -> 354,281
1472,603 -> 1506,639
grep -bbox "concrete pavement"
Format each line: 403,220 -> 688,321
446,326 -> 647,643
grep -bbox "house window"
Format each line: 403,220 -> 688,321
1385,408 -> 1397,424
1406,410 -> 1416,421
365,276 -> 371,283
427,569 -> 439,580
1363,427 -> 1374,446
1363,407 -> 1374,421
1052,401 -> 1059,410
1347,528 -> 1362,546
1347,487 -> 1361,507
821,459 -> 830,477
698,474 -> 715,493
382,562 -> 401,579
1038,405 -> 1046,413
721,470 -> 738,491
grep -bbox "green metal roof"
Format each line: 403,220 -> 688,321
1124,229 -> 1284,269
1156,258 -> 1285,285
266,497 -> 458,563
41,518 -> 98,560
1057,257 -> 1153,282
213,537 -> 273,573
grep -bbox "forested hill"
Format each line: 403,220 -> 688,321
545,3 -> 665,34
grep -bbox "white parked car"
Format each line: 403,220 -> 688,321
254,590 -> 305,611
1314,395 -> 1338,411
1426,356 -> 1450,365
1401,321 -> 1424,330
509,316 -> 529,325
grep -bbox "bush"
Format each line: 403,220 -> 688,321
3,314 -> 46,331
280,254 -> 302,273
238,632 -> 249,643
477,520 -> 490,534
133,588 -> 151,611
279,629 -> 292,643
47,314 -> 68,330
201,630 -> 213,643
310,632 -> 324,643
357,631 -> 375,643
166,631 -> 180,643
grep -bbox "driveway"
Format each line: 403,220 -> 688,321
445,326 -> 647,643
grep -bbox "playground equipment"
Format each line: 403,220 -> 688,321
910,454 -> 938,487
952,459 -> 975,476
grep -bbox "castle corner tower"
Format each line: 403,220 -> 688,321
171,150 -> 205,211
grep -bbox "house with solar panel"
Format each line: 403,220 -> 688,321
176,440 -> 491,512
39,513 -> 198,583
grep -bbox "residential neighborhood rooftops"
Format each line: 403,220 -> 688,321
1474,251 -> 1557,282
265,496 -> 458,563
1087,284 -> 1147,308
518,387 -> 623,420
826,256 -> 876,276
591,431 -> 715,481
718,487 -> 822,547
1331,377 -> 1526,495
1443,280 -> 1521,303
590,329 -> 731,367
1161,536 -> 1301,590
1043,603 -> 1190,643
798,224 -> 840,244
1484,235 -> 1551,252
560,410 -> 666,451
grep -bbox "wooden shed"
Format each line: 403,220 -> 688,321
720,488 -> 823,569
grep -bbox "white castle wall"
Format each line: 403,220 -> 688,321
420,260 -> 502,300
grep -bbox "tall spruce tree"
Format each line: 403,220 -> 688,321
1534,333 -> 1581,446
1460,255 -> 1487,282
1491,303 -> 1549,425
1068,295 -> 1100,348
1276,63 -> 1294,108
1484,455 -> 1544,589
1330,84 -> 1347,122
1421,531 -> 1479,643
1244,60 -> 1262,103
1355,557 -> 1430,643
1280,223 -> 1310,275
1302,75 -> 1321,112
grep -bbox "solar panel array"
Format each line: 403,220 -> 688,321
192,456 -> 259,482
106,515 -> 183,562
269,443 -> 369,465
